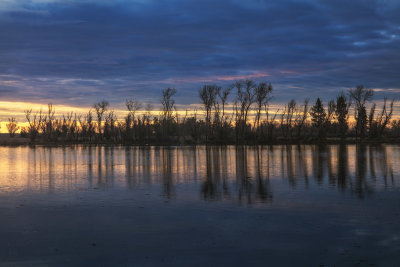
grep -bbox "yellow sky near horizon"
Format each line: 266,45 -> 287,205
0,100 -> 201,133
0,100 -> 399,133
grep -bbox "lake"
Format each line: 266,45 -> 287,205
0,145 -> 399,266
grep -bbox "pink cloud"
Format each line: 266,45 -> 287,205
165,72 -> 271,84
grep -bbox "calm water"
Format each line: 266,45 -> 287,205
0,145 -> 399,266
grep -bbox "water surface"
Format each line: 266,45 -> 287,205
0,145 -> 399,266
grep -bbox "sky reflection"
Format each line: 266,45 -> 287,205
0,145 -> 398,204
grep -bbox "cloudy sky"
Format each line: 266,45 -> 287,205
0,0 -> 399,109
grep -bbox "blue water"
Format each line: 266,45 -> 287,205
0,145 -> 399,266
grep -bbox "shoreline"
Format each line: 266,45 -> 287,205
1,136 -> 399,147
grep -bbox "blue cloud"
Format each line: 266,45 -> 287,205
0,0 -> 399,106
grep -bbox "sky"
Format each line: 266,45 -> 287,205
0,0 -> 399,115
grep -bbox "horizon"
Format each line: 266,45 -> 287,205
0,90 -> 398,134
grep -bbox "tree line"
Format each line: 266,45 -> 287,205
4,81 -> 399,144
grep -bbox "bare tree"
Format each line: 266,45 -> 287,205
24,109 -> 43,142
295,98 -> 310,138
368,103 -> 377,137
281,99 -> 296,138
264,105 -> 279,140
125,98 -> 142,142
126,98 -> 142,123
79,110 -> 95,142
45,103 -> 55,140
6,117 -> 19,137
371,97 -> 395,137
254,82 -> 273,132
234,80 -> 257,141
379,98 -> 395,136
104,111 -> 117,141
161,88 -> 177,138
217,86 -> 232,124
348,85 -> 373,138
199,85 -> 219,141
93,100 -> 109,136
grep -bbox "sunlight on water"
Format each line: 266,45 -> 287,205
0,145 -> 399,201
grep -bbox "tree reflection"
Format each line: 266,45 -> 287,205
200,146 -> 273,205
15,145 -> 398,201
201,147 -> 220,200
125,147 -> 136,189
337,143 -> 348,190
285,145 -> 295,187
312,145 -> 327,185
87,146 -> 93,187
354,144 -> 373,198
235,146 -> 253,204
161,147 -> 175,198
254,146 -> 273,203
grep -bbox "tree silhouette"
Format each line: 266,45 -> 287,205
93,100 -> 109,137
348,85 -> 373,138
254,82 -> 273,139
6,117 -> 19,137
4,81 -> 397,145
161,88 -> 176,139
335,93 -> 350,138
310,98 -> 327,139
199,85 -> 219,142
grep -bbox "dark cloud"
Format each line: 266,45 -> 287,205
0,0 -> 399,106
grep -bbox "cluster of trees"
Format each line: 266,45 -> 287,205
4,81 -> 399,144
